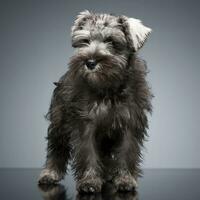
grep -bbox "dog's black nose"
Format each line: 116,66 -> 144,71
86,59 -> 97,70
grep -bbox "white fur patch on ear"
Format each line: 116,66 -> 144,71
127,18 -> 152,51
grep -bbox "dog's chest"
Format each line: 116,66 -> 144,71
89,101 -> 110,119
87,100 -> 131,126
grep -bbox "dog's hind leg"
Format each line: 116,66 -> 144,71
38,125 -> 71,185
38,85 -> 71,185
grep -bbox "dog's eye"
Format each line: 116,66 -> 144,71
104,37 -> 121,48
73,39 -> 90,48
104,37 -> 113,44
80,39 -> 90,45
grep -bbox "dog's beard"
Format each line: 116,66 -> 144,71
68,52 -> 128,90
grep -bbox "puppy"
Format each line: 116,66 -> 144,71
38,10 -> 153,193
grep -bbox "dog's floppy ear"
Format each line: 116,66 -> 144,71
71,10 -> 92,35
119,15 -> 152,51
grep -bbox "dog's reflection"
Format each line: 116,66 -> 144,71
38,184 -> 69,200
38,183 -> 138,200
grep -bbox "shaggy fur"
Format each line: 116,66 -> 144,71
38,10 -> 153,193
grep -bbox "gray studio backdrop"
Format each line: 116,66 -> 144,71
0,0 -> 199,168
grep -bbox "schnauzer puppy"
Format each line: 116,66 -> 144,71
38,10 -> 153,193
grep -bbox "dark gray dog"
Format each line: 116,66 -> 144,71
38,10 -> 153,193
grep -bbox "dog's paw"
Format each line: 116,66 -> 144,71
38,169 -> 62,185
114,174 -> 138,192
77,176 -> 103,193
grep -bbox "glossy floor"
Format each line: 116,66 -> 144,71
0,169 -> 200,200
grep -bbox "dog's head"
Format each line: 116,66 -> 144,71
69,10 -> 151,89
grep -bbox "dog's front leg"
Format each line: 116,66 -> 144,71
72,123 -> 103,193
111,129 -> 140,192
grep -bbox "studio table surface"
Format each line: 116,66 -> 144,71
0,169 -> 200,200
